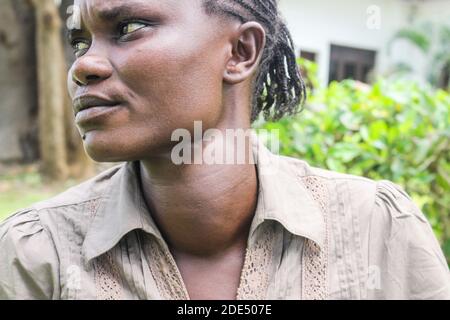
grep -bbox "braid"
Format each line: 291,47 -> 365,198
203,0 -> 306,122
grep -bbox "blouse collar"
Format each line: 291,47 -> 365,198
83,132 -> 325,262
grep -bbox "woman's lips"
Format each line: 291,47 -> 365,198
75,104 -> 122,125
73,95 -> 123,125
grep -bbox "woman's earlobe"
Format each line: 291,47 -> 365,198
223,22 -> 266,85
224,61 -> 246,84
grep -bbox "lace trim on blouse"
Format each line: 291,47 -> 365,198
236,225 -> 276,300
146,238 -> 190,300
94,250 -> 123,300
301,176 -> 329,300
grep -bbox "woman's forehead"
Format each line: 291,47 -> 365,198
73,0 -> 202,21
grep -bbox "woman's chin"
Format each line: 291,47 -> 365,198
82,131 -> 130,163
85,146 -> 125,163
81,128 -> 171,163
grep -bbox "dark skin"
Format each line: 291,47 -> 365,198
68,0 -> 266,300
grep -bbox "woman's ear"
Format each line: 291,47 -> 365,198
224,22 -> 266,85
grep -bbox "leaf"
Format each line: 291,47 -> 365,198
330,143 -> 360,163
436,166 -> 450,190
389,28 -> 431,54
369,121 -> 388,141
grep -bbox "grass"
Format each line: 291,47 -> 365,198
0,164 -> 79,222
0,191 -> 56,221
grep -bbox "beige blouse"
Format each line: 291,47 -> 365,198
0,135 -> 449,300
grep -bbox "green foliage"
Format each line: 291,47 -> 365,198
389,27 -> 431,54
256,70 -> 450,263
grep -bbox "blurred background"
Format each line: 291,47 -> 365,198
0,0 -> 449,263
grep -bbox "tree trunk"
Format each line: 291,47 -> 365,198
0,0 -> 38,163
32,0 -> 68,180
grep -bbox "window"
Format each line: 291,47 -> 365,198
300,50 -> 317,62
328,44 -> 376,84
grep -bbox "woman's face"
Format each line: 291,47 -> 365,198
68,0 -> 233,162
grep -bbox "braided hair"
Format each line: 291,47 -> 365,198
203,0 -> 306,122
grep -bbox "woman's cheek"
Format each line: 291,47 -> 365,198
111,34 -> 224,130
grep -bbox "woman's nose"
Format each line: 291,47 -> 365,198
70,53 -> 113,86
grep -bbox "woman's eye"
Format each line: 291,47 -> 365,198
71,40 -> 90,56
119,22 -> 148,37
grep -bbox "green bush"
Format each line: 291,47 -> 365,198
255,62 -> 450,263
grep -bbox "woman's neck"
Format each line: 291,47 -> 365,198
139,125 -> 259,257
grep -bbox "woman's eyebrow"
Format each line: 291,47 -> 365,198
65,1 -> 165,43
96,2 -> 156,22
96,5 -> 137,22
65,4 -> 142,42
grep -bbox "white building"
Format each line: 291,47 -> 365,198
279,0 -> 450,86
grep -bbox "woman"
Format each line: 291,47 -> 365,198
0,0 -> 448,300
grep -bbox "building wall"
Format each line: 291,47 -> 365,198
279,0 -> 450,86
414,0 -> 450,24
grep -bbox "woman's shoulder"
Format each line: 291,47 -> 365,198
0,208 -> 61,299
286,157 -> 449,298
281,155 -> 445,250
280,154 -> 424,222
302,161 -> 431,229
0,209 -> 53,260
282,157 -> 449,298
0,165 -> 124,260
0,208 -> 45,241
0,164 -> 126,299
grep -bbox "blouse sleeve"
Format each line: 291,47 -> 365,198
368,180 -> 450,300
0,210 -> 60,300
